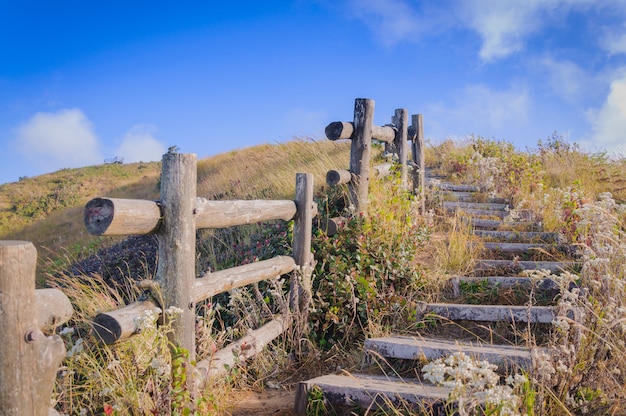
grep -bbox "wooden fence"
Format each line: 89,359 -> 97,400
0,98 -> 420,413
0,152 -> 314,414
0,241 -> 74,416
83,151 -> 315,386
325,98 -> 425,217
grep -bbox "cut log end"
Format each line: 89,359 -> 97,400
325,121 -> 354,141
92,313 -> 122,345
326,169 -> 352,186
84,198 -> 114,235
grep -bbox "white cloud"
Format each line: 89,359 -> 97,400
346,0 -> 454,46
458,0 -> 610,62
427,83 -> 530,140
602,26 -> 626,56
536,56 -> 588,102
585,74 -> 626,154
15,108 -> 103,171
348,0 -> 421,45
114,124 -> 166,163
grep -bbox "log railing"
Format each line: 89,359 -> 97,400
83,151 -> 315,385
0,241 -> 74,416
324,98 -> 426,226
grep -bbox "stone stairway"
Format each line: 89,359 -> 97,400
294,175 -> 580,414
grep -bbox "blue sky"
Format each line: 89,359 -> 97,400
2,1 -> 626,184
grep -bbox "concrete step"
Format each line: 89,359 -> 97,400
474,259 -> 580,275
443,191 -> 508,204
436,183 -> 482,192
466,218 -> 541,231
295,373 -> 449,414
451,276 -> 560,298
417,302 -> 556,323
473,230 -> 562,243
480,242 -> 552,252
364,336 -> 542,370
444,201 -> 510,211
451,208 -> 509,219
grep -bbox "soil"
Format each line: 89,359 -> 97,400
226,389 -> 298,415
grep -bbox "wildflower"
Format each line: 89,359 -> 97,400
165,306 -> 184,317
134,308 -> 161,331
66,338 -> 84,358
150,357 -> 171,376
59,326 -> 75,337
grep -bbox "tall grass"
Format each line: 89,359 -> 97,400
10,135 -> 626,414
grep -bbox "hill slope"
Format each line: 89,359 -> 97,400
0,139 -> 350,280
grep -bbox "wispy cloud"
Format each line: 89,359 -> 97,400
458,0 -> 599,62
601,25 -> 626,56
15,108 -> 103,171
585,73 -> 626,154
535,56 -> 589,103
114,124 -> 166,163
427,83 -> 530,140
346,0 -> 453,46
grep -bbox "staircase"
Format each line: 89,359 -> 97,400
294,172 -> 581,414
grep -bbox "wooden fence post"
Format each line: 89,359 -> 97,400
411,114 -> 425,213
350,98 -> 375,215
155,153 -> 197,365
0,241 -> 66,416
394,108 -> 409,189
291,173 -> 314,321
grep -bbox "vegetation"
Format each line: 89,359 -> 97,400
2,134 -> 626,414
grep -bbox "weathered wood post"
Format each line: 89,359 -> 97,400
394,108 -> 409,189
411,114 -> 425,213
155,153 -> 197,373
351,98 -> 375,215
291,173 -> 314,325
0,241 -> 67,416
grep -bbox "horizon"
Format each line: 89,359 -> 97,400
2,1 -> 626,185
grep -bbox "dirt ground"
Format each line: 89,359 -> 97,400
226,389 -> 298,415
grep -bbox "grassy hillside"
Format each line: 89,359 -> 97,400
0,139 -> 351,280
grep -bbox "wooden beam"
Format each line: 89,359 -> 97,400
394,108 -> 409,188
84,198 -> 161,236
291,173 -> 315,319
326,169 -> 352,186
92,299 -> 160,344
325,121 -> 395,143
84,197 -> 298,236
411,114 -> 425,213
350,98 -> 374,215
325,121 -> 353,141
320,216 -> 348,236
156,152 -> 197,363
196,315 -> 289,381
0,241 -> 66,416
193,256 -> 296,303
195,199 -> 297,229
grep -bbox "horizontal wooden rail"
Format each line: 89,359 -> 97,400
326,169 -> 352,186
196,314 -> 289,381
84,197 -> 299,236
91,255 -> 296,344
325,121 -> 396,143
84,198 -> 162,236
92,299 -> 160,345
193,256 -> 296,303
194,198 -> 297,229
